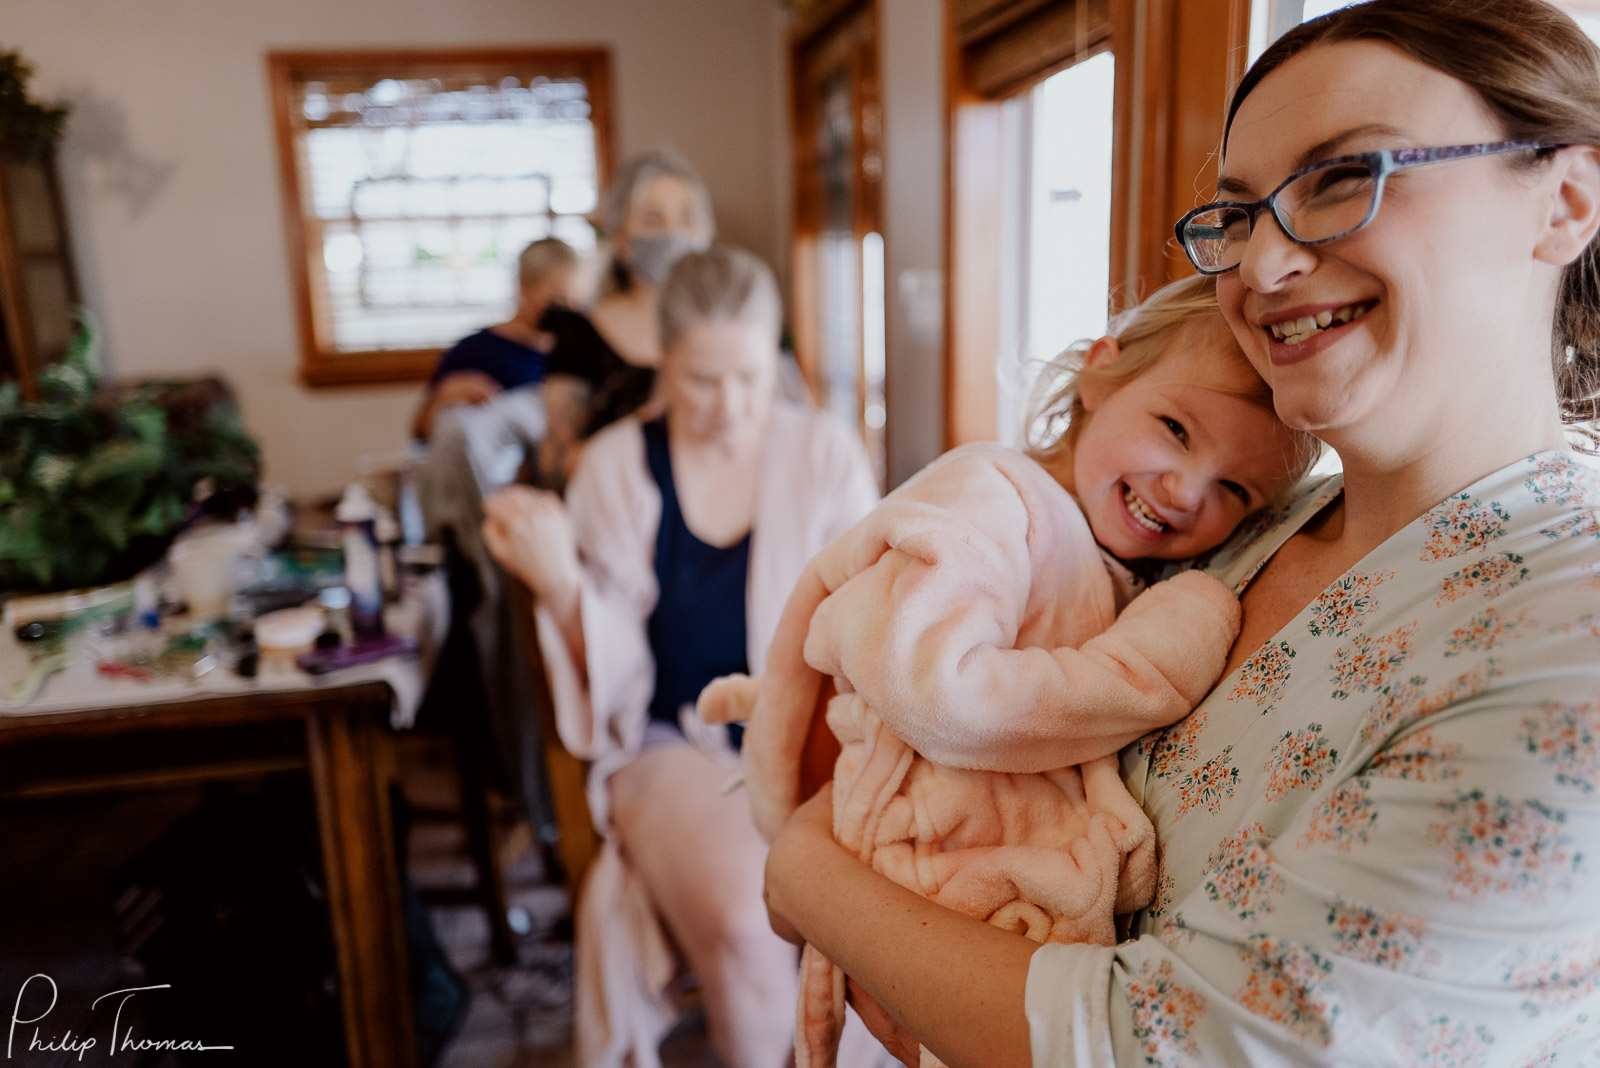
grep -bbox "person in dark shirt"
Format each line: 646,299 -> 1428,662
539,151 -> 715,486
411,237 -> 578,441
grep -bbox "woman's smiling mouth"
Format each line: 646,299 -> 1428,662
1259,300 -> 1377,364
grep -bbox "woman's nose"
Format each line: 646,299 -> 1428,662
1236,210 -> 1318,293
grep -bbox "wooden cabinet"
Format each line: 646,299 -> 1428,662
0,147 -> 80,399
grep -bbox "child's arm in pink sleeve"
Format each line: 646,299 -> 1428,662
812,550 -> 1240,774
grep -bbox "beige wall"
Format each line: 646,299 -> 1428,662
8,0 -> 789,497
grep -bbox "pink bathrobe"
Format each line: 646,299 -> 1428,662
704,442 -> 1240,1068
533,402 -> 879,1068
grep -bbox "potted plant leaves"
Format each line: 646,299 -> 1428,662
0,319 -> 262,595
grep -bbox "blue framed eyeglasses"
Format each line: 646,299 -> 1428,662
1174,140 -> 1559,275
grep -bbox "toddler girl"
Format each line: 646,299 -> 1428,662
703,274 -> 1316,1068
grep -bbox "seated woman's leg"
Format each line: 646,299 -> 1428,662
610,741 -> 798,1068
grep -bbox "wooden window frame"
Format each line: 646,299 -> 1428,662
266,47 -> 614,388
943,0 -> 1249,445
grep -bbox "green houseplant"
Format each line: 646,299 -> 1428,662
0,321 -> 262,593
0,49 -> 68,160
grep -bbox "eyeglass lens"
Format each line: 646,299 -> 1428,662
1183,158 -> 1380,272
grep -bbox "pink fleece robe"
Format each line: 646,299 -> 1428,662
701,442 -> 1241,1068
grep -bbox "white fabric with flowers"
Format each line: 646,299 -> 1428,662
1027,450 -> 1600,1066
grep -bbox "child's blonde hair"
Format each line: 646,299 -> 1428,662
1025,273 -> 1321,480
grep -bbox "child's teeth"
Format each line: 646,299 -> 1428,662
1123,486 -> 1166,532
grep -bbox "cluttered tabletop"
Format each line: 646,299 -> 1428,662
1,488 -> 445,729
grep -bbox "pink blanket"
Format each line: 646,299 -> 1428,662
702,443 -> 1240,1068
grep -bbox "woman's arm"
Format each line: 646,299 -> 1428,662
412,369 -> 502,441
538,373 -> 593,488
767,789 -> 1040,1068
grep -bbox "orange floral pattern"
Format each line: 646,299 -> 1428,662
1421,494 -> 1510,561
1126,958 -> 1204,1065
1325,898 -> 1436,973
1404,1015 -> 1496,1068
1436,550 -> 1529,605
1202,822 -> 1283,921
1175,747 -> 1240,820
1540,509 -> 1600,544
1297,777 -> 1378,851
1356,659 -> 1502,746
1151,706 -> 1208,781
1443,606 -> 1531,658
1232,934 -> 1340,1047
1328,622 -> 1417,700
1368,727 -> 1462,783
1306,570 -> 1394,638
1229,641 -> 1297,711
1520,696 -> 1600,794
1500,934 -> 1600,1016
1431,791 -> 1580,903
1263,723 -> 1340,800
1524,453 -> 1600,505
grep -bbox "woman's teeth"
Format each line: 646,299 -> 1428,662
1269,303 -> 1367,345
1123,486 -> 1166,533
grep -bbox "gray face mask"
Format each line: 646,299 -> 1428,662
627,233 -> 702,287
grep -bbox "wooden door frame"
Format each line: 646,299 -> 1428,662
943,0 -> 1250,447
789,0 -> 887,468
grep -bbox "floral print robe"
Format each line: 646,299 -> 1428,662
1026,450 -> 1600,1066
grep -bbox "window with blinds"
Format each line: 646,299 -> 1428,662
267,49 -> 612,386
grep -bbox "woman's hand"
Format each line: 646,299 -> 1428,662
483,486 -> 581,623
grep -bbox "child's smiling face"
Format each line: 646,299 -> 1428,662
1066,317 -> 1305,561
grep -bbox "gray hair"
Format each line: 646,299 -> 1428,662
658,245 -> 781,353
603,150 -> 715,241
516,236 -> 578,286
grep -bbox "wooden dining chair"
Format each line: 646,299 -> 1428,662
505,576 -> 600,910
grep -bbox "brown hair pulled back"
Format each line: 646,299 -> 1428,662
1226,0 -> 1600,440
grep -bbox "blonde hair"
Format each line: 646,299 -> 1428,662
1025,274 -> 1320,479
516,236 -> 578,286
1228,0 -> 1600,447
658,244 -> 781,353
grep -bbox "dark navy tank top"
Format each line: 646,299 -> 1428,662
643,418 -> 749,749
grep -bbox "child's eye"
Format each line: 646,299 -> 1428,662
1222,480 -> 1251,506
1161,416 -> 1187,443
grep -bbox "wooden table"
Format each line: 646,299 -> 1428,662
0,680 -> 417,1068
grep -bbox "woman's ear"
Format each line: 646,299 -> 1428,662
1536,145 -> 1600,266
1078,336 -> 1121,412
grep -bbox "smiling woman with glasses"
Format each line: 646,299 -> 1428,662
754,3 -> 1600,1067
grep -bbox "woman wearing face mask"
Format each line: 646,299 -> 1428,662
484,246 -> 882,1068
538,151 -> 715,488
757,2 -> 1600,1065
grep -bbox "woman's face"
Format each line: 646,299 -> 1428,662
1215,40 -> 1553,453
663,317 -> 778,449
616,175 -> 707,250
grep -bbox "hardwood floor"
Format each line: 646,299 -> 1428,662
398,735 -> 720,1068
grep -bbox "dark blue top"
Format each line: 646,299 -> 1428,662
429,328 -> 547,390
643,418 -> 749,749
